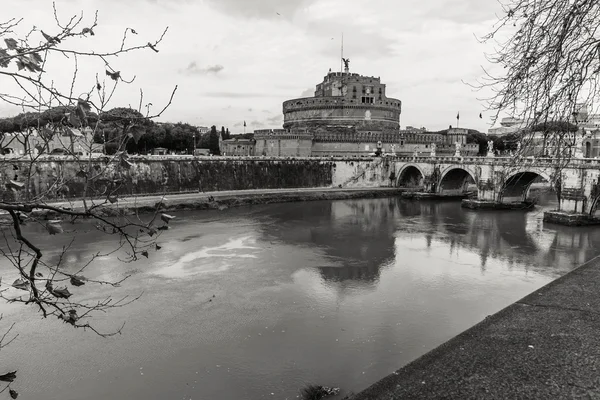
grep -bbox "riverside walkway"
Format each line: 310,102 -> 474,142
352,255 -> 600,399
13,186 -> 401,215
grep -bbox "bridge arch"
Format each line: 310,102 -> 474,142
499,169 -> 553,203
437,167 -> 476,196
396,164 -> 425,189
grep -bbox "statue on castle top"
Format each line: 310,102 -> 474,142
430,143 -> 436,157
342,57 -> 350,71
487,140 -> 494,154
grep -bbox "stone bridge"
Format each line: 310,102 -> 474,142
386,155 -> 600,218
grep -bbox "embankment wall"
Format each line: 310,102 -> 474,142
0,156 -> 391,201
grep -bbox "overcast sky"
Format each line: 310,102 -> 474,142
3,0 -> 506,133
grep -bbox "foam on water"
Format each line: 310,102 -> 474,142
153,235 -> 260,278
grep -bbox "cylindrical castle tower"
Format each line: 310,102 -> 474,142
282,70 -> 402,132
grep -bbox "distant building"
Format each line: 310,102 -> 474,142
1,127 -> 102,156
221,138 -> 256,156
488,117 -> 525,136
253,129 -> 312,157
197,126 -> 209,134
396,128 -> 478,156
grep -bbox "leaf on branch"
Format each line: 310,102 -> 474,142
4,38 -> 18,50
148,43 -> 159,53
29,52 -> 43,65
59,309 -> 78,324
6,180 -> 25,191
70,276 -> 86,287
0,371 -> 17,382
40,31 -> 60,44
78,98 -> 91,113
9,388 -> 18,399
0,48 -> 9,68
147,227 -> 157,237
68,112 -> 81,128
81,27 -> 95,36
76,169 -> 87,178
35,272 -> 43,278
130,28 -> 137,34
157,226 -> 169,231
12,279 -> 30,291
46,220 -> 64,235
15,57 -> 43,73
155,244 -> 162,251
75,100 -> 90,126
51,286 -> 72,299
108,195 -> 118,204
105,70 -> 121,81
141,250 -> 149,258
96,82 -> 102,91
128,126 -> 145,144
40,127 -> 55,140
161,214 -> 175,224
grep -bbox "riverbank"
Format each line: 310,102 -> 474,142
350,254 -> 600,399
10,187 -> 404,220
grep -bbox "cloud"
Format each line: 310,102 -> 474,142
182,62 -> 224,75
202,92 -> 274,98
248,108 -> 253,112
250,120 -> 266,128
266,114 -> 283,125
300,87 -> 313,97
205,0 -> 315,19
418,0 -> 500,24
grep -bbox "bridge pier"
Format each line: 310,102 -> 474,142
544,168 -> 600,226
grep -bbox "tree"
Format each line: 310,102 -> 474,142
208,125 -> 220,155
466,131 -> 489,155
478,0 -> 600,128
474,0 -> 600,209
0,4 -> 177,396
224,128 -> 231,140
221,126 -> 226,141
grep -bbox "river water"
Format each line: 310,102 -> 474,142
1,196 -> 599,399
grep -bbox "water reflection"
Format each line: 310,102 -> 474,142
257,197 -> 600,288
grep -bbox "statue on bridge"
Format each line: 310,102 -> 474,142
430,143 -> 436,157
454,142 -> 462,157
413,148 -> 419,158
390,144 -> 396,154
487,140 -> 495,157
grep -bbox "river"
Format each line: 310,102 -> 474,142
1,196 -> 599,399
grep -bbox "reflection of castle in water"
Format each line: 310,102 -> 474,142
258,198 -> 600,288
258,198 -> 399,287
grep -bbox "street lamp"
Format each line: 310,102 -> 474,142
193,132 -> 196,155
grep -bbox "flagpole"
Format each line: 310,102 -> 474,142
340,33 -> 343,74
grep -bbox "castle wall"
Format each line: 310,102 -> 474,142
283,97 -> 401,130
254,135 -> 313,157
